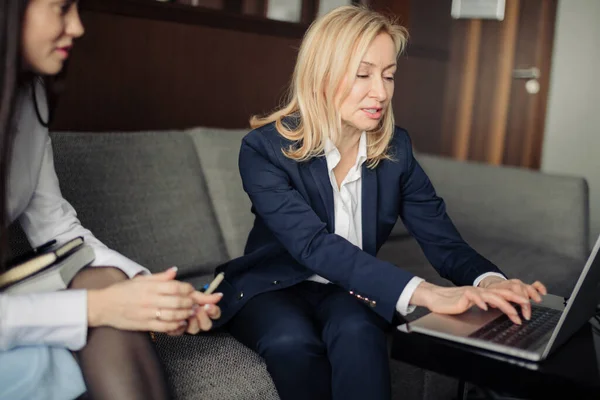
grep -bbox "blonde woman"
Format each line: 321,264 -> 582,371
216,6 -> 547,400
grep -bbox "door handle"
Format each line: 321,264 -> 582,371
512,67 -> 540,80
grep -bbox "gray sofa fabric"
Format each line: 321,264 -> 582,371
8,128 -> 584,400
186,127 -> 252,259
407,154 -> 589,261
153,332 -> 278,400
50,131 -> 229,279
378,231 -> 584,300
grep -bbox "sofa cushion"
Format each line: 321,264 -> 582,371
417,154 -> 589,261
154,330 -> 458,400
154,331 -> 279,400
186,127 -> 254,259
51,131 -> 229,276
377,232 -> 585,299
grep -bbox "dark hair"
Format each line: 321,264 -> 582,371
0,0 -> 29,270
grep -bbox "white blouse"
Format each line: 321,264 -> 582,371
0,83 -> 148,351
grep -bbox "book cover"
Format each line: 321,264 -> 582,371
3,245 -> 95,294
0,237 -> 94,293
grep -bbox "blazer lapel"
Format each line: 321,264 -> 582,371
308,157 -> 335,229
361,164 -> 378,255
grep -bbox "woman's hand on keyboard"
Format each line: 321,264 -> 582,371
478,278 -> 548,322
409,281 -> 544,325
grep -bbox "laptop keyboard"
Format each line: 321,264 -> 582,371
468,306 -> 562,349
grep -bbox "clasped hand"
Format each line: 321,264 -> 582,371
412,277 -> 547,325
87,267 -> 222,335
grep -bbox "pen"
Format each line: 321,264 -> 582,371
202,272 -> 225,295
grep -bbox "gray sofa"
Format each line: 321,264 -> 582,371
9,127 -> 589,399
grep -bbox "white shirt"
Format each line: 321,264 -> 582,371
0,83 -> 149,351
308,132 -> 504,315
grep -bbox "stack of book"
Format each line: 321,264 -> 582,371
0,237 -> 95,294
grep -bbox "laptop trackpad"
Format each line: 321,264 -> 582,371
411,307 -> 503,337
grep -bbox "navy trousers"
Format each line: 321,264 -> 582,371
227,281 -> 391,400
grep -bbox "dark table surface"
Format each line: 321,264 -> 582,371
392,316 -> 600,399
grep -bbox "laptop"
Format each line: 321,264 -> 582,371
398,235 -> 600,361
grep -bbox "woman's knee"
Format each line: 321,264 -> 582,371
69,267 -> 128,290
326,316 -> 386,344
259,333 -> 324,360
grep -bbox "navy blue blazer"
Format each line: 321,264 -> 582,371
213,122 -> 504,328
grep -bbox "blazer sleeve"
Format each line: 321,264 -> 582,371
398,131 -> 505,286
239,133 -> 412,322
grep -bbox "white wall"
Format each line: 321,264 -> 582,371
318,0 -> 352,16
267,0 -> 302,22
541,0 -> 600,245
267,0 -> 352,22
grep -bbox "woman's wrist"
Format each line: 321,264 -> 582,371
478,276 -> 505,289
409,281 -> 437,308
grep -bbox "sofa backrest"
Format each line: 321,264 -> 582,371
415,153 -> 589,260
39,129 -> 589,280
186,127 -> 254,259
50,131 -> 229,278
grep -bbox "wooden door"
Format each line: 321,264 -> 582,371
369,0 -> 557,170
441,0 -> 557,169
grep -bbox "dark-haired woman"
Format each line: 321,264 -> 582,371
0,1 -> 221,398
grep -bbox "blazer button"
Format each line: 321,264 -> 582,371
237,292 -> 244,300
272,280 -> 280,285
369,300 -> 376,307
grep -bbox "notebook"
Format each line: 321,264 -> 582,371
0,237 -> 95,294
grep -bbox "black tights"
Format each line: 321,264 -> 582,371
70,267 -> 171,400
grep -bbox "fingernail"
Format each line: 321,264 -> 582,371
214,292 -> 223,297
169,266 -> 178,272
204,304 -> 212,311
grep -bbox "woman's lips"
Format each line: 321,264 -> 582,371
362,108 -> 382,119
56,46 -> 72,58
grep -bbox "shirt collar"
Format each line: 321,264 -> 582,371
324,131 -> 368,172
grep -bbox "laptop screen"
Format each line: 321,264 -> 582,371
543,235 -> 600,358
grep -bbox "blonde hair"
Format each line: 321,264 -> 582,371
250,5 -> 408,168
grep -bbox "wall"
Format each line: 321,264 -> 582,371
52,0 -> 453,151
52,6 -> 303,131
541,0 -> 600,245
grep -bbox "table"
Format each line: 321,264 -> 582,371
391,316 -> 600,399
